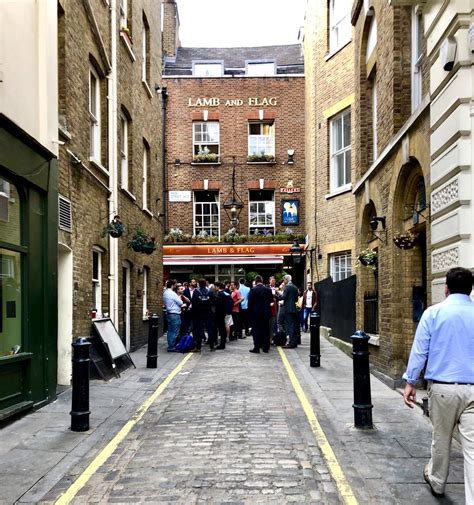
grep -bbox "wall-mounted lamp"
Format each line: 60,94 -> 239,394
137,267 -> 144,276
369,216 -> 386,243
287,149 -> 295,164
223,156 -> 244,228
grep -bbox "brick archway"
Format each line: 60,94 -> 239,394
392,159 -> 428,370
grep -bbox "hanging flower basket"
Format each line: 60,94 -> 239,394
128,228 -> 156,254
102,216 -> 125,238
357,248 -> 378,271
393,231 -> 418,250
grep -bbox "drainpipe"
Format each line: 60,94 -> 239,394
108,0 -> 119,323
161,86 -> 169,232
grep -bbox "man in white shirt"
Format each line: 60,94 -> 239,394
163,279 -> 183,352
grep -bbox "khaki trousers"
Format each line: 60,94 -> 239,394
427,382 -> 474,504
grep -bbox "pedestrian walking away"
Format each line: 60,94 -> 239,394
281,274 -> 299,348
247,275 -> 273,353
214,281 -> 233,350
163,279 -> 183,352
403,267 -> 474,502
230,280 -> 243,340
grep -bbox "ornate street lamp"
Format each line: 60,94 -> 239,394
289,239 -> 303,264
223,156 -> 244,228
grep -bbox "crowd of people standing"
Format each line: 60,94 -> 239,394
162,274 -> 318,354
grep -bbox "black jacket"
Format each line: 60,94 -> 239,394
282,282 -> 299,314
248,283 -> 273,320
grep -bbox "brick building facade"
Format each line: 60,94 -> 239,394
304,1 -> 355,287
162,7 -> 306,284
351,0 -> 431,386
57,0 -> 164,384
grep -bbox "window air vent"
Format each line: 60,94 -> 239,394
58,195 -> 72,232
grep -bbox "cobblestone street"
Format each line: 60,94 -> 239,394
53,342 -> 340,504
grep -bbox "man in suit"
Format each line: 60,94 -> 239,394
282,274 -> 299,349
247,275 -> 273,353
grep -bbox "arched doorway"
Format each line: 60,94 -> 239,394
392,160 -> 428,369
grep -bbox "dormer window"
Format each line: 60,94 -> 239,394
246,61 -> 276,76
193,62 -> 223,77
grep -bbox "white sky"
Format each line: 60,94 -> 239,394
175,0 -> 307,48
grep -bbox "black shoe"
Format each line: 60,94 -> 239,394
282,344 -> 296,349
238,335 -> 246,339
262,349 -> 269,353
249,348 -> 260,354
245,331 -> 250,336
216,345 -> 225,350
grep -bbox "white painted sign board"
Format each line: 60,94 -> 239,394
169,191 -> 191,202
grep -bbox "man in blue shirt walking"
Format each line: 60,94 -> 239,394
403,267 -> 474,502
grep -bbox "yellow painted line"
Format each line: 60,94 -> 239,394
55,353 -> 194,505
277,347 -> 358,505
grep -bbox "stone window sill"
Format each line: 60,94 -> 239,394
325,184 -> 352,200
120,187 -> 136,201
89,158 -> 109,175
191,162 -> 221,166
142,79 -> 153,99
142,208 -> 153,218
120,31 -> 136,62
324,39 -> 352,62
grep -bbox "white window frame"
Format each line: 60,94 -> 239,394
248,192 -> 275,235
142,267 -> 149,319
245,61 -> 276,76
330,251 -> 352,282
92,248 -> 102,317
193,122 -> 220,157
192,62 -> 223,77
89,66 -> 101,162
120,113 -> 129,190
120,0 -> 128,29
372,79 -> 378,161
142,142 -> 150,211
193,191 -> 220,238
329,0 -> 351,53
411,6 -> 423,112
330,109 -> 351,191
248,122 -> 275,157
142,21 -> 148,83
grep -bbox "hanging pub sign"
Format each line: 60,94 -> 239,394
279,187 -> 301,194
281,199 -> 300,225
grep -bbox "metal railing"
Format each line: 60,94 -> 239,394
364,290 -> 378,334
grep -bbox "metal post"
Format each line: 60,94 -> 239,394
350,330 -> 373,429
147,314 -> 159,368
70,337 -> 91,432
309,312 -> 321,367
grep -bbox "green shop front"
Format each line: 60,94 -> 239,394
0,115 -> 58,420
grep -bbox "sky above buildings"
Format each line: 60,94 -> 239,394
175,0 -> 307,48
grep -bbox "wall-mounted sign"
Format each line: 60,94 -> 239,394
187,97 -> 278,107
281,199 -> 300,225
280,187 -> 301,194
169,191 -> 191,202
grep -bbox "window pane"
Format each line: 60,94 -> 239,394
335,153 -> 344,185
0,178 -> 20,246
344,150 -> 351,184
333,117 -> 342,152
0,249 -> 22,356
249,124 -> 261,135
343,113 -> 351,147
194,63 -> 222,77
247,62 -> 275,76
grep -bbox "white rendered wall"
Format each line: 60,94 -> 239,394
0,0 -> 58,156
424,1 -> 474,302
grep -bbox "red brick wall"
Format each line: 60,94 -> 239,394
164,77 -> 305,237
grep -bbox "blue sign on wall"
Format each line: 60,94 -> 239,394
281,199 -> 299,225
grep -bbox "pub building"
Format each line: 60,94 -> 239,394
162,4 -> 306,284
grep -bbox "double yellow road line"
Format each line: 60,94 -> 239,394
56,349 -> 357,504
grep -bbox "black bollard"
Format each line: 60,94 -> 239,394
70,337 -> 91,432
351,330 -> 373,429
147,314 -> 159,368
309,312 -> 321,367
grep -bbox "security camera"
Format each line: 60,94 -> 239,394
440,37 -> 457,71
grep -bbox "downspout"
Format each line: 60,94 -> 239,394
161,86 -> 169,232
108,0 -> 119,323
